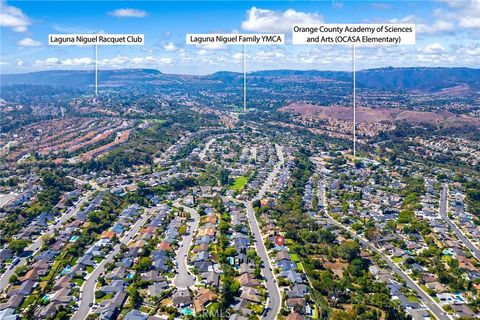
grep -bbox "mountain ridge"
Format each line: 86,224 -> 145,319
2,67 -> 480,92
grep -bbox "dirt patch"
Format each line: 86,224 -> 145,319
322,258 -> 348,278
279,103 -> 480,128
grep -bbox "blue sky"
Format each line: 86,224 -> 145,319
1,0 -> 479,74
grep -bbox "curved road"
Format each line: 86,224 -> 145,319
222,143 -> 284,320
243,200 -> 281,320
172,203 -> 199,289
72,206 -> 154,320
439,184 -> 480,261
224,197 -> 281,320
246,143 -> 284,319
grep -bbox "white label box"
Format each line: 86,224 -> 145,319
48,34 -> 144,46
186,33 -> 284,45
292,24 -> 415,45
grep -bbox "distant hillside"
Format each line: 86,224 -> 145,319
2,67 -> 480,92
280,103 -> 480,128
251,67 -> 480,91
0,69 -> 163,88
357,67 -> 480,91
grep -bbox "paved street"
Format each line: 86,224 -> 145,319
244,201 -> 281,320
318,180 -> 326,208
198,138 -> 215,161
154,134 -> 191,164
255,144 -> 284,200
67,176 -> 104,191
0,192 -> 92,292
72,206 -> 155,320
222,145 -> 284,320
172,203 -> 199,289
322,212 -> 451,320
224,198 -> 281,320
0,193 -> 16,208
439,184 -> 480,261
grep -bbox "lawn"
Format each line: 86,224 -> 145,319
206,302 -> 220,314
230,176 -> 248,191
392,257 -> 403,264
407,295 -> 420,303
313,305 -> 319,319
72,277 -> 85,287
297,262 -> 305,272
249,303 -> 264,314
96,292 -> 113,303
20,294 -> 38,309
290,253 -> 300,263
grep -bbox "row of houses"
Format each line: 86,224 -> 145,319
227,201 -> 266,320
95,204 -> 173,319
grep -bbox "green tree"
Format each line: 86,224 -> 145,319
337,240 -> 360,262
219,169 -> 230,186
137,256 -> 152,271
8,239 -> 28,255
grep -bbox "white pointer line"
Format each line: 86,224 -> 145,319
95,44 -> 98,96
353,44 -> 356,158
243,44 -> 247,112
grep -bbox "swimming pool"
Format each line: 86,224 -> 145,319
180,307 -> 193,315
60,265 -> 72,276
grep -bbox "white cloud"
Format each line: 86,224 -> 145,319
466,47 -> 480,55
425,19 -> 455,33
198,49 -> 208,56
232,52 -> 244,61
241,7 -> 323,32
420,43 -> 447,54
63,57 -> 92,66
159,57 -> 172,64
199,42 -> 226,50
33,55 -> 172,69
17,37 -> 42,47
216,55 -> 228,63
0,0 -> 31,32
100,56 -> 128,66
34,57 -> 60,67
131,56 -> 156,64
108,8 -> 147,18
34,57 -> 92,67
163,42 -> 177,51
459,16 -> 480,29
390,15 -> 454,34
16,59 -> 23,66
439,0 -> 480,29
417,53 -> 455,63
131,57 -> 144,64
255,50 -> 285,61
441,0 -> 468,9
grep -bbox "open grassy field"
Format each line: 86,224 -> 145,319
230,176 -> 248,191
